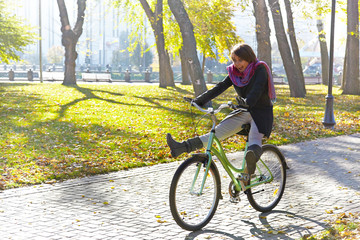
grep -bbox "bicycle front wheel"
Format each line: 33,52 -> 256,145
247,144 -> 286,212
169,155 -> 221,231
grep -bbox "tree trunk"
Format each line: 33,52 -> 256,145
57,0 -> 86,86
252,0 -> 272,69
202,55 -> 206,74
168,0 -> 208,97
342,44 -> 347,89
158,48 -> 175,88
179,48 -> 191,85
139,0 -> 175,88
316,19 -> 329,85
268,0 -> 305,97
284,0 -> 305,94
343,0 -> 359,95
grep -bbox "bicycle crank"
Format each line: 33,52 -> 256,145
228,181 -> 240,203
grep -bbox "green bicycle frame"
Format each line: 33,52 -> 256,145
190,129 -> 274,195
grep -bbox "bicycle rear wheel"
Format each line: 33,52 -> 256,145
247,144 -> 286,212
169,155 -> 221,231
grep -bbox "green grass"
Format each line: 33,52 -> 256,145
0,83 -> 359,189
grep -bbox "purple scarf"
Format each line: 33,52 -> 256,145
226,60 -> 276,100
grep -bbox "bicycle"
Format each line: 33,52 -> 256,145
169,98 -> 287,231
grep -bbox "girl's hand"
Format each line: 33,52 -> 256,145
236,96 -> 249,109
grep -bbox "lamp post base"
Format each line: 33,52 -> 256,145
322,94 -> 336,129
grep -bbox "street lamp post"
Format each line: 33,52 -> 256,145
39,0 -> 43,83
322,0 -> 336,128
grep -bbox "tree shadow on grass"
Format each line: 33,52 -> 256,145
0,84 -> 165,187
0,82 -> 32,88
58,85 -> 192,120
134,94 -> 193,117
0,83 -> 199,187
56,85 -> 126,119
172,85 -> 194,96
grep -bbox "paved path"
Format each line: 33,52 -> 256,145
1,134 -> 359,240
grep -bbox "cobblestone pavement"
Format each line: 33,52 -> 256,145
0,134 -> 359,240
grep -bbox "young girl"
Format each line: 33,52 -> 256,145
167,43 -> 276,176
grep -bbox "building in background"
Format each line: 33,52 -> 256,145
13,0 -> 132,70
8,0 -> 345,73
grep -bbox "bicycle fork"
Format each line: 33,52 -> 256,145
189,153 -> 212,196
189,128 -> 216,196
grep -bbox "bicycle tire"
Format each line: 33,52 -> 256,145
169,155 -> 221,231
246,144 -> 286,212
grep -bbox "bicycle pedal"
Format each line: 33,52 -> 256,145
229,196 -> 240,203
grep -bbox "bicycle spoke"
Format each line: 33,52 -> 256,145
247,145 -> 286,212
169,157 -> 221,231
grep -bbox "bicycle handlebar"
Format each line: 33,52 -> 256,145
183,97 -> 247,115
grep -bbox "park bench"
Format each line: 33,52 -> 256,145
273,77 -> 286,84
82,73 -> 112,83
42,71 -> 64,81
304,77 -> 321,84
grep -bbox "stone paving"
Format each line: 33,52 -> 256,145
0,134 -> 359,240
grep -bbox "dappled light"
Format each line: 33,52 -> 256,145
0,83 -> 359,189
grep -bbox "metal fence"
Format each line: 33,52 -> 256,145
0,64 -> 340,85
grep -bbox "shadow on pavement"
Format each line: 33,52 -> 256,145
186,229 -> 245,240
281,135 -> 360,192
184,210 -> 329,240
256,210 -> 329,239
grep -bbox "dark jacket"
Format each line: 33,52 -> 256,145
194,64 -> 273,137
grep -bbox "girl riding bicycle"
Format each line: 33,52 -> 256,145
167,43 -> 276,177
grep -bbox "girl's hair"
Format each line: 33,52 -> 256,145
231,43 -> 257,63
